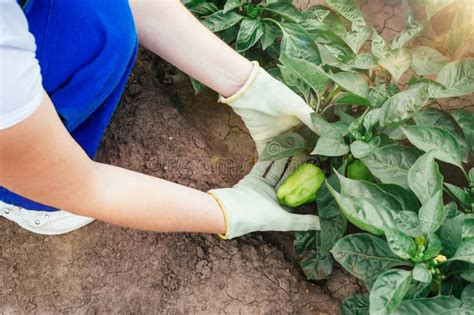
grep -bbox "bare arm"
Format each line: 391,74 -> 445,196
129,0 -> 253,97
0,92 -> 225,234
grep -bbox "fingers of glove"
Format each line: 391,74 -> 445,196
275,152 -> 309,189
264,158 -> 290,187
249,160 -> 273,178
294,106 -> 317,134
285,213 -> 321,231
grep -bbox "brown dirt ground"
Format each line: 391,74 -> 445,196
1,1 -> 473,314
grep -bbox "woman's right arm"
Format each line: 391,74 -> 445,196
0,93 -> 226,234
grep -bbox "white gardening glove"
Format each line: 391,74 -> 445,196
209,155 -> 320,239
219,61 -> 316,155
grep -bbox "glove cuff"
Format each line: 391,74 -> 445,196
218,61 -> 260,104
207,191 -> 230,240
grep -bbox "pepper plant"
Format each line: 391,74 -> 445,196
185,0 -> 474,313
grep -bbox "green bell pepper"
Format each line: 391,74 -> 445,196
277,163 -> 326,207
347,159 -> 373,181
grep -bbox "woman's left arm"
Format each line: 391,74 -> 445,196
130,0 -> 253,98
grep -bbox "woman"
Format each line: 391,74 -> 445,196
0,0 -> 319,239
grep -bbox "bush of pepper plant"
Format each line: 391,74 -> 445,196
184,0 -> 474,313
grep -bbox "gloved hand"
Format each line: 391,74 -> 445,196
208,155 -> 320,239
219,61 -> 316,155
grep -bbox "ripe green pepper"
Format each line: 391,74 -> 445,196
347,160 -> 373,181
277,163 -> 326,207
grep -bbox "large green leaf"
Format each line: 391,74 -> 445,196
278,64 -> 311,100
410,46 -> 448,76
386,228 -> 418,260
378,184 -> 419,212
378,48 -> 412,83
412,263 -> 432,283
260,21 -> 280,50
462,283 -> 474,309
277,22 -> 321,64
279,54 -> 329,99
451,109 -> 474,153
327,72 -> 369,98
401,125 -> 464,170
390,16 -> 423,49
408,151 -> 443,204
379,84 -> 430,127
310,113 -> 349,137
372,30 -> 389,60
294,231 -> 333,280
188,2 -> 219,16
434,60 -> 474,98
332,92 -> 371,107
420,0 -> 455,20
450,238 -> 474,264
350,137 -> 381,159
328,185 -> 397,235
326,0 -> 366,25
203,10 -> 244,32
463,215 -> 474,239
261,132 -> 307,161
350,53 -> 377,70
264,2 -> 304,23
361,144 -> 420,189
444,183 -> 471,209
395,211 -> 423,237
312,135 -> 349,156
331,233 -> 410,283
223,0 -> 240,13
340,294 -> 369,315
414,108 -> 469,162
437,215 -> 464,257
236,18 -> 264,52
342,24 -> 371,54
418,191 -> 445,234
368,84 -> 389,108
393,296 -> 463,314
369,269 -> 412,315
336,172 -> 402,211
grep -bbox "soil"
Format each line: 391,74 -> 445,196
1,1 -> 472,314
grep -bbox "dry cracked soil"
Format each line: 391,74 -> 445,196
1,1 -> 473,314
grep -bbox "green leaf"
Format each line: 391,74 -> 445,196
386,228 -> 418,259
414,108 -> 469,162
326,0 -> 366,25
446,8 -> 474,56
203,10 -> 244,32
278,64 -> 311,100
369,269 -> 412,315
260,21 -> 280,50
413,263 -> 432,283
235,18 -> 264,52
410,46 -> 448,76
379,84 -> 430,127
404,279 -> 431,300
219,24 -> 239,43
395,211 -> 423,237
264,2 -> 304,23
461,283 -> 474,309
310,113 -> 348,137
327,72 -> 369,98
332,92 -> 371,107
451,238 -> 474,264
368,84 -> 389,108
223,0 -> 240,14
343,25 -> 372,54
408,151 -> 443,204
261,132 -> 307,161
331,233 -> 410,283
423,232 -> 443,260
390,16 -> 423,49
401,125 -> 464,170
361,144 -> 420,189
372,30 -> 389,60
312,135 -> 349,156
451,109 -> 474,153
279,54 -> 329,100
444,183 -> 471,209
434,60 -> 474,98
328,185 -> 397,235
393,296 -> 462,315
294,231 -> 333,280
340,294 -> 369,315
437,214 -> 463,257
463,215 -> 474,239
378,184 -> 419,212
378,48 -> 412,83
421,0 -> 455,20
350,137 -> 381,159
278,22 -> 321,64
336,171 -> 402,211
190,78 -> 203,95
188,2 -> 219,16
350,53 -> 377,70
418,191 -> 445,234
